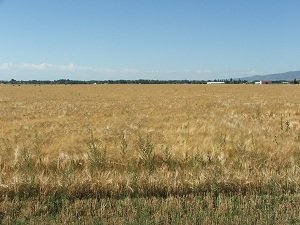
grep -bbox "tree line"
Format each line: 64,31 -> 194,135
1,78 -> 247,85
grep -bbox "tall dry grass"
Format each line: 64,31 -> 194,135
0,84 -> 300,223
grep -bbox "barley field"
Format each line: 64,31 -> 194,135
0,84 -> 300,224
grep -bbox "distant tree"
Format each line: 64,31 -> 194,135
10,78 -> 17,84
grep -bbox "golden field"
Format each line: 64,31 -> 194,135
0,84 -> 300,224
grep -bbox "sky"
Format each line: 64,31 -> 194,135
0,0 -> 300,80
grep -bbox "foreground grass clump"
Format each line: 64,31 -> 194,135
0,84 -> 300,223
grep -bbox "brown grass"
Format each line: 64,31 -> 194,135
0,84 -> 300,223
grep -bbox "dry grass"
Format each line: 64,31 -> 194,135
1,194 -> 300,224
0,84 -> 300,223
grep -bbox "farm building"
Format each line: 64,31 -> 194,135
207,82 -> 225,84
254,80 -> 272,85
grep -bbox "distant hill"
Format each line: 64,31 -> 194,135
240,71 -> 300,81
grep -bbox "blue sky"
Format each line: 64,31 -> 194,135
0,0 -> 300,80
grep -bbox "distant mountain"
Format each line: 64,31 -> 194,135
240,71 -> 300,81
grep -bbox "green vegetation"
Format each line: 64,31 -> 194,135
0,194 -> 299,224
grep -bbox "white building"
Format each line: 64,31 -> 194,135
254,80 -> 272,85
206,82 -> 225,84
